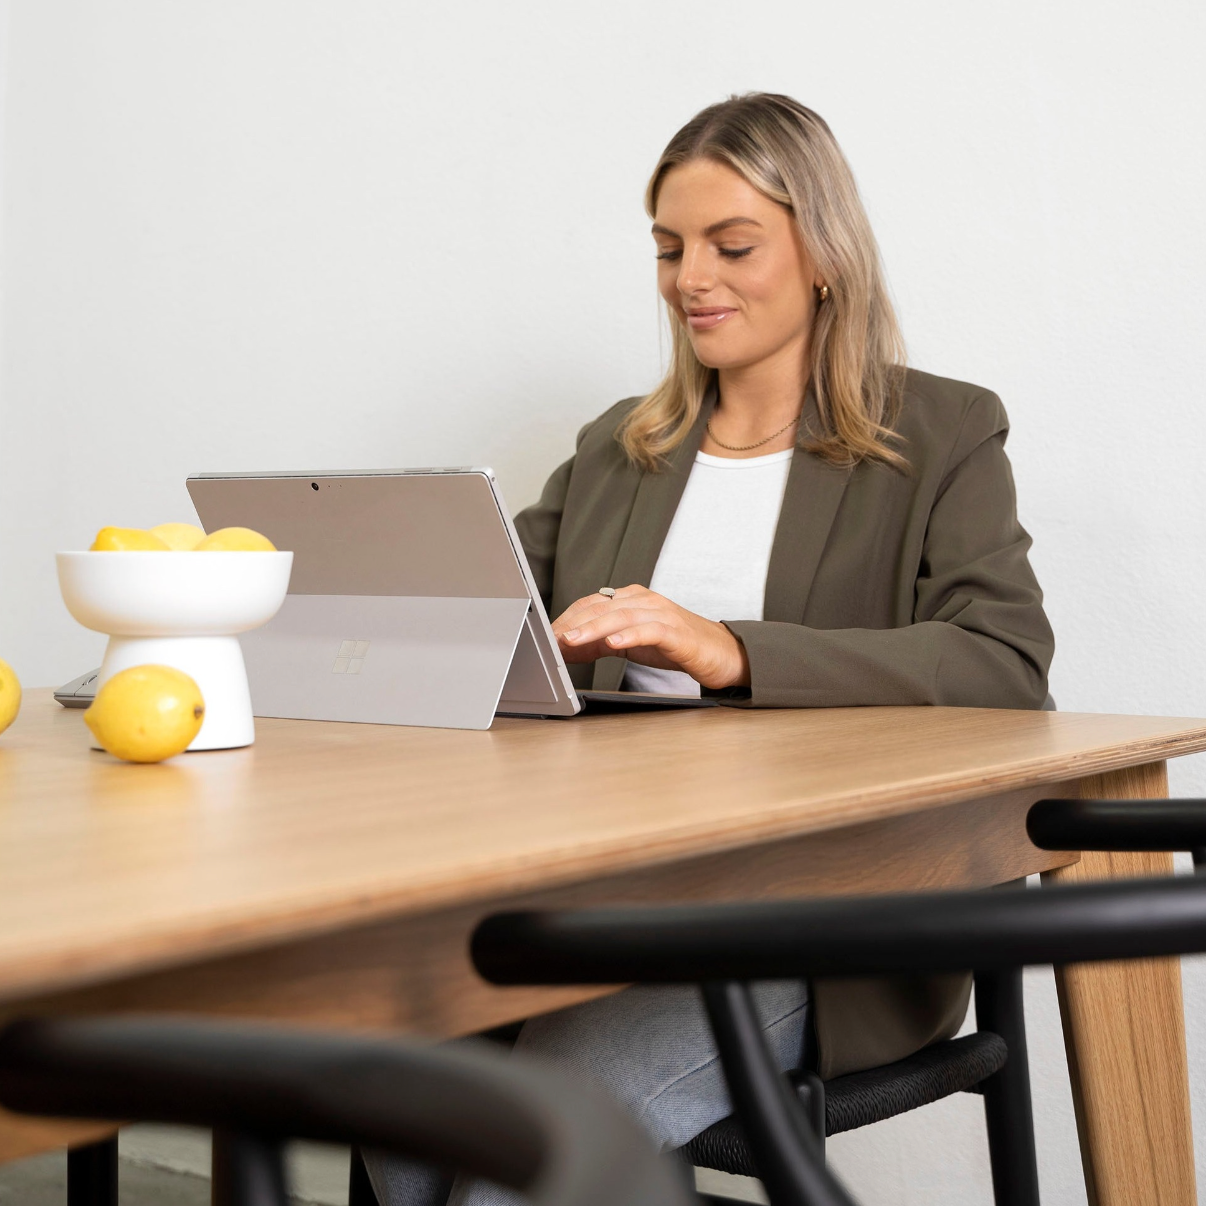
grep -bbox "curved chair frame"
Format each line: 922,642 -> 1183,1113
473,873 -> 1206,985
474,865 -> 1206,1206
1029,797 -> 1206,868
0,1016 -> 695,1206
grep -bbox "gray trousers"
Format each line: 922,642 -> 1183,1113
365,980 -> 810,1206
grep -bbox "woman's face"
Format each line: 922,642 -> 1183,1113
652,158 -> 821,374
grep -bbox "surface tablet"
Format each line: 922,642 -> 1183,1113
185,468 -> 712,728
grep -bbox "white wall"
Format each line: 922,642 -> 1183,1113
2,2 -> 1205,1202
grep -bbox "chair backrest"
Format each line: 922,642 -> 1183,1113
0,1016 -> 696,1206
472,873 -> 1206,984
473,870 -> 1206,1206
1028,797 -> 1206,869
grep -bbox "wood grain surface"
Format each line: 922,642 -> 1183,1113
9,783 -> 1077,1036
3,693 -> 1206,1176
4,692 -> 1206,1008
0,778 -> 1079,1165
1045,762 -> 1197,1206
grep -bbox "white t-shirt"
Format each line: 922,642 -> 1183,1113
622,447 -> 794,696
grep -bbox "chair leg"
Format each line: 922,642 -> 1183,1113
349,1146 -> 380,1206
212,1128 -> 290,1206
67,1136 -> 118,1206
975,968 -> 1041,1206
795,1070 -> 827,1155
702,981 -> 858,1206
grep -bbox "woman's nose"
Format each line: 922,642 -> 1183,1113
676,245 -> 714,296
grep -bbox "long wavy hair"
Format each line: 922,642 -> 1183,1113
619,93 -> 907,472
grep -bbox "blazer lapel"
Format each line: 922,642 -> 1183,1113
763,395 -> 855,624
590,381 -> 717,690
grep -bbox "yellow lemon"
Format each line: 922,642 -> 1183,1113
149,522 -> 206,551
91,526 -> 171,552
0,659 -> 21,737
84,665 -> 205,763
194,526 -> 277,552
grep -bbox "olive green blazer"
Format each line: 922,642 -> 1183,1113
514,367 -> 1055,1077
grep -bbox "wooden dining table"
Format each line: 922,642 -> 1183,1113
2,689 -> 1205,1204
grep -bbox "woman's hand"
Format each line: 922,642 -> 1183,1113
551,586 -> 750,690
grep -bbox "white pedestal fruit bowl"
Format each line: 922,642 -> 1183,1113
57,551 -> 293,750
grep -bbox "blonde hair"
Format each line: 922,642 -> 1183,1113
620,93 -> 907,471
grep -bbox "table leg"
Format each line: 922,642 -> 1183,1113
349,1147 -> 381,1206
1042,761 -> 1196,1206
66,1136 -> 117,1206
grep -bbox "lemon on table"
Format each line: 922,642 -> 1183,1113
0,659 -> 21,736
91,527 -> 171,552
194,526 -> 276,552
84,665 -> 205,763
149,522 -> 206,551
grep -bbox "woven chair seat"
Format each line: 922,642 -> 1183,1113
681,1031 -> 1008,1178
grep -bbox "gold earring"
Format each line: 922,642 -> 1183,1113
818,284 -> 830,302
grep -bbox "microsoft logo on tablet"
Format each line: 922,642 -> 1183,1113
332,640 -> 370,675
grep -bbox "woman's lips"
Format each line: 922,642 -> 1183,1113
686,308 -> 736,330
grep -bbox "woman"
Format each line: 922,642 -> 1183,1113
369,92 -> 1053,1205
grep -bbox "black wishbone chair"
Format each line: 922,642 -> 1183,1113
471,798 -> 1206,1206
0,1016 -> 697,1206
1027,796 -> 1206,870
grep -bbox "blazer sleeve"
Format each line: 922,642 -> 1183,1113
512,417 -> 601,611
512,456 -> 572,611
719,395 -> 1055,709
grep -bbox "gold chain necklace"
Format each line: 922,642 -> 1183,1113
706,413 -> 801,452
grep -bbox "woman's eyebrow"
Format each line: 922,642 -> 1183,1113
650,217 -> 764,238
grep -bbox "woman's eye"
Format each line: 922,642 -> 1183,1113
654,246 -> 752,262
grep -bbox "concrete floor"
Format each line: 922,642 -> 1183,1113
0,1151 -> 212,1206
0,1145 -> 765,1205
0,1150 -> 332,1206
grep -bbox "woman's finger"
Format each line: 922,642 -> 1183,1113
560,606 -> 668,646
552,585 -> 663,635
551,595 -> 621,635
556,635 -> 620,664
601,619 -> 682,655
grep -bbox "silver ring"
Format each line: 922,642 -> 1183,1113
598,587 -> 616,598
